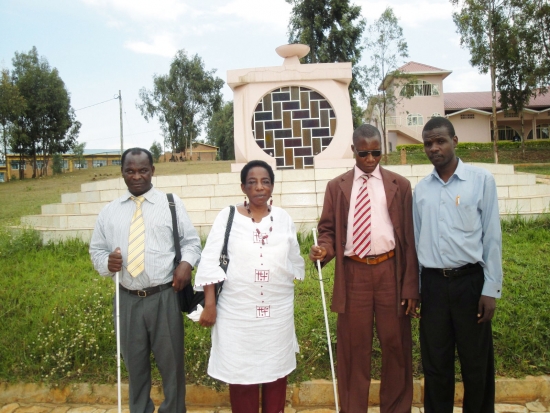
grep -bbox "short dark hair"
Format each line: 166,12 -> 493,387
240,160 -> 275,185
352,124 -> 381,145
121,148 -> 153,168
423,117 -> 455,137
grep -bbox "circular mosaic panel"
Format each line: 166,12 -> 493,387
251,86 -> 336,169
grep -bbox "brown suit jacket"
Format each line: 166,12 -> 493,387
317,166 -> 420,315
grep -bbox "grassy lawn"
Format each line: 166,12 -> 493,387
514,164 -> 550,176
1,155 -> 549,386
1,218 -> 549,386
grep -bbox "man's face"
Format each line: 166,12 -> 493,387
422,126 -> 458,169
351,136 -> 382,174
122,152 -> 155,196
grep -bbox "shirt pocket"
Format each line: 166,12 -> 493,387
452,204 -> 479,232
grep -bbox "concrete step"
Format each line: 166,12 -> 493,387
16,164 -> 550,243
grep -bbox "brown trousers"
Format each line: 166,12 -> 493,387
337,257 -> 413,413
228,376 -> 287,413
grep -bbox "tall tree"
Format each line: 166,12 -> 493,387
451,0 -> 509,163
0,69 -> 26,172
207,101 -> 234,160
495,4 -> 540,157
287,0 -> 366,126
363,7 -> 411,156
149,141 -> 162,163
137,50 -> 223,158
11,47 -> 80,177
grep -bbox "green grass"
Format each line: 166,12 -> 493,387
514,164 -> 550,176
1,157 -> 549,386
1,216 -> 549,386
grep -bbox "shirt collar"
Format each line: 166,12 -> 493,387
354,164 -> 381,181
122,185 -> 157,203
430,158 -> 465,183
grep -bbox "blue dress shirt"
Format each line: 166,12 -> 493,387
413,159 -> 503,298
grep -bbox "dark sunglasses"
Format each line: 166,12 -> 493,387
355,150 -> 382,157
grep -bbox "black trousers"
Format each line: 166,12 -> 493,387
420,266 -> 495,413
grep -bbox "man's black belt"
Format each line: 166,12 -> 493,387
425,262 -> 482,278
119,282 -> 172,297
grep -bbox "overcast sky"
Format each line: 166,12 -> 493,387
0,0 -> 490,150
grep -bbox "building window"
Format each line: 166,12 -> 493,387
492,126 -> 518,141
460,113 -> 475,119
74,161 -> 88,169
527,124 -> 550,140
10,161 -> 26,170
92,160 -> 108,167
112,160 -> 121,166
407,114 -> 424,126
400,80 -> 440,97
0,172 -> 4,182
0,159 -> 5,167
504,111 -> 518,118
63,160 -> 69,169
35,160 -> 45,170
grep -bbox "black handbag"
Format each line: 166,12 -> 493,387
188,205 -> 235,313
167,194 -> 234,313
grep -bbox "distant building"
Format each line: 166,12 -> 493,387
365,61 -> 550,151
0,150 -> 121,183
162,142 -> 219,162
0,143 -> 221,183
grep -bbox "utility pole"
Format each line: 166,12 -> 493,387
118,90 -> 123,156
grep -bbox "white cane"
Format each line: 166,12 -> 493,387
115,271 -> 122,413
312,228 -> 339,412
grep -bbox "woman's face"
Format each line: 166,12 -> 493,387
241,166 -> 273,208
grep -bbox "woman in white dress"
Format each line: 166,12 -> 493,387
195,160 -> 305,413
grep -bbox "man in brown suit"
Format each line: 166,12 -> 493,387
309,124 -> 419,413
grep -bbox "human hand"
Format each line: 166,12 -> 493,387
172,261 -> 192,292
199,304 -> 217,327
402,298 -> 420,318
477,295 -> 496,323
108,247 -> 123,272
309,245 -> 327,262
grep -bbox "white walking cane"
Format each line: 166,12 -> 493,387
115,271 -> 122,413
312,228 -> 339,412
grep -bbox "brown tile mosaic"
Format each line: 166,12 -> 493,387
252,86 -> 337,169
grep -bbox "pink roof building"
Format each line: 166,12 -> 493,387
365,61 -> 550,151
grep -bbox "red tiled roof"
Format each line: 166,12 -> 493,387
445,91 -> 550,111
398,61 -> 450,73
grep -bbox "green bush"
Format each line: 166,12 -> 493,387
397,140 -> 550,153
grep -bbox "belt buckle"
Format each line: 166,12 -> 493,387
138,290 -> 147,297
365,256 -> 376,265
442,268 -> 452,277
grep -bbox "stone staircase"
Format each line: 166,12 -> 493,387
19,164 -> 550,243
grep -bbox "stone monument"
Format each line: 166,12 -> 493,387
227,44 -> 355,171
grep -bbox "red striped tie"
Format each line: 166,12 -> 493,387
353,174 -> 372,258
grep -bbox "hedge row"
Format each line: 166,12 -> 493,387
397,140 -> 550,153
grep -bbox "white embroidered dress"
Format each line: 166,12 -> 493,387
194,205 -> 305,384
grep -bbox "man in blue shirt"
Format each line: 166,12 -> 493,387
413,117 -> 502,413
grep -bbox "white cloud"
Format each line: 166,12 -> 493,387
81,0 -> 189,21
125,34 -> 178,57
217,0 -> 292,30
356,0 -> 453,27
444,67 -> 491,92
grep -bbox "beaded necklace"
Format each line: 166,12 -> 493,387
246,205 -> 273,245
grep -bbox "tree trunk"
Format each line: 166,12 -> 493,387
489,19 -> 499,164
520,110 -> 525,159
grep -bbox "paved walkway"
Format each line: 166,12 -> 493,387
2,402 -> 550,413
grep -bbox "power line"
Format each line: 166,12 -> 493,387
75,97 -> 118,111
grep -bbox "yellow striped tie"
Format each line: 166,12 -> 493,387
127,196 -> 145,277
